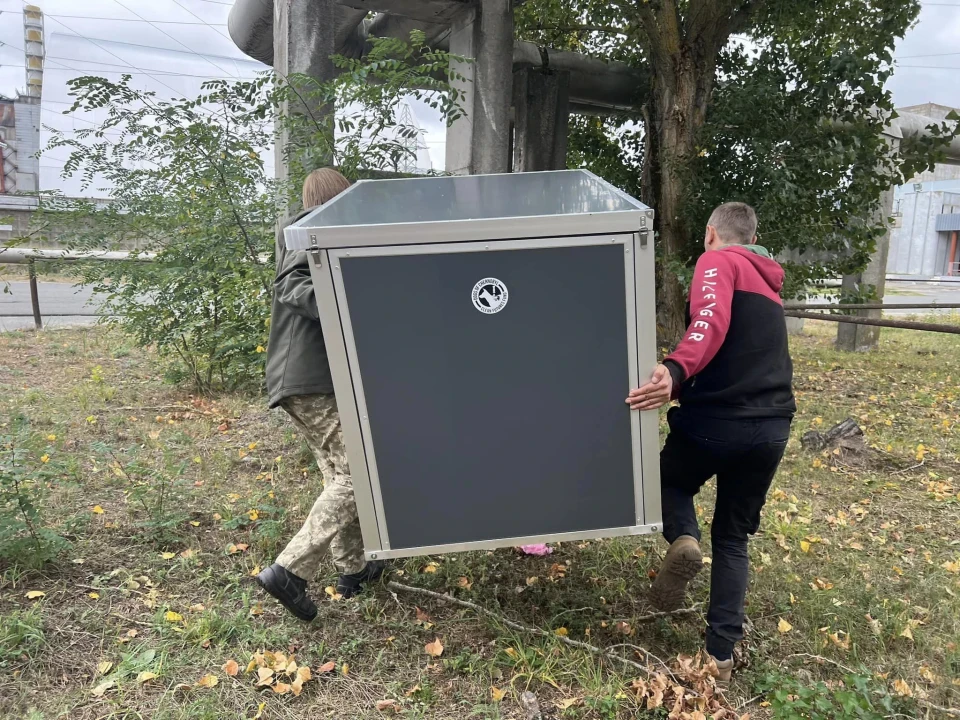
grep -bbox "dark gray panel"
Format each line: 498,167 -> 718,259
341,243 -> 636,550
294,170 -> 641,229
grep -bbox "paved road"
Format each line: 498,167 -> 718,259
2,279 -> 959,333
806,281 -> 960,316
0,282 -> 105,332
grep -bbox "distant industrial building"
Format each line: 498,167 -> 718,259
0,5 -> 43,244
888,103 -> 960,279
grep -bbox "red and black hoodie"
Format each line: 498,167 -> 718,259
663,245 -> 796,419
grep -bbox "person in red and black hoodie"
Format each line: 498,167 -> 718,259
626,202 -> 795,681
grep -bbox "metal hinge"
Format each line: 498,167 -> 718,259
638,217 -> 649,247
309,234 -> 321,264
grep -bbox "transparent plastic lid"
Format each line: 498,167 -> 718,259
294,169 -> 644,229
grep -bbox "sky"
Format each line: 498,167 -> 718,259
1,0 -> 959,196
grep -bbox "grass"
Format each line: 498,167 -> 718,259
1,319 -> 959,719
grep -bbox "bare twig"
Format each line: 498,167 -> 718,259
782,652 -> 858,676
609,604 -> 703,623
386,581 -> 688,690
102,404 -> 192,412
736,693 -> 764,711
891,460 -> 925,475
920,701 -> 960,718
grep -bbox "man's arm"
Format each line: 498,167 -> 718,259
661,251 -> 736,392
626,252 -> 736,410
274,248 -> 320,322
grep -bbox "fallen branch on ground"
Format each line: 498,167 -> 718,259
387,581 -> 686,691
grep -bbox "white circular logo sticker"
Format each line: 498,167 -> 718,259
471,278 -> 508,314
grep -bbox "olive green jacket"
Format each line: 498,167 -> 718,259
265,207 -> 334,407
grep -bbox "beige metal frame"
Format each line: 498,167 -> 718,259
308,227 -> 661,561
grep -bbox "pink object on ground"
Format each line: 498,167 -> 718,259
519,544 -> 553,556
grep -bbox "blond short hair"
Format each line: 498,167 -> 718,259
302,168 -> 351,209
708,202 -> 758,245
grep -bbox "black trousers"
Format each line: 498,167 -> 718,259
660,408 -> 790,661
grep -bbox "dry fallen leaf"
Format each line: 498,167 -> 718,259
375,699 -> 397,711
800,540 -> 811,553
341,663 -> 349,676
196,674 -> 219,689
256,667 -> 274,686
273,682 -> 292,695
942,560 -> 960,574
160,552 -> 176,560
92,505 -> 105,515
97,661 -> 113,675
892,678 -> 913,697
222,659 -> 239,677
415,607 -> 431,623
424,562 -> 439,573
918,666 -> 939,683
778,618 -> 793,634
490,686 -> 507,702
88,592 -> 100,599
554,627 -> 569,637
324,586 -> 342,601
25,590 -> 45,600
458,576 -> 473,590
424,638 -> 444,657
91,680 -> 116,697
137,671 -> 158,684
317,661 -> 336,674
165,610 -> 184,623
900,626 -> 914,641
555,698 -> 582,710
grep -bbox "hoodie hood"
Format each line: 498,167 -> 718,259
720,244 -> 784,294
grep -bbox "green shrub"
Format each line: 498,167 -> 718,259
760,671 -> 917,720
0,418 -> 70,566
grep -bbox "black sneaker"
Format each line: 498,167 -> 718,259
256,563 -> 317,621
336,561 -> 386,599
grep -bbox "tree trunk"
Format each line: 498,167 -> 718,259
646,63 -> 714,343
637,1 -> 753,344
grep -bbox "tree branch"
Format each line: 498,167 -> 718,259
386,581 -> 694,694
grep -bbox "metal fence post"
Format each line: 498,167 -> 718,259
27,259 -> 42,330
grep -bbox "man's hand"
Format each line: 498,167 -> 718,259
626,364 -> 673,411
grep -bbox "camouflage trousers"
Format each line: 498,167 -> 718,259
275,394 -> 366,578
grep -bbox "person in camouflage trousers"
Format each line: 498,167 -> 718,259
274,395 -> 365,579
256,169 -> 384,622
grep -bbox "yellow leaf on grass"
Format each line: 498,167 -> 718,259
165,610 -> 183,623
40,454 -> 50,463
25,590 -> 45,599
92,505 -> 105,514
222,659 -> 239,676
97,661 -> 113,675
324,586 -> 343,601
778,618 -> 793,634
297,666 -> 312,683
800,540 -> 811,553
341,663 -> 349,676
196,674 -> 219,689
247,509 -> 259,521
526,576 -> 539,586
424,562 -> 439,573
160,552 -> 176,560
251,702 -> 266,719
91,680 -> 116,697
273,682 -> 291,695
317,661 -> 336,674
491,687 -> 507,702
424,638 -> 444,657
554,627 -> 569,637
556,698 -> 582,710
504,647 -> 519,659
137,671 -> 158,683
942,560 -> 960,574
919,666 -> 939,683
375,699 -> 396,711
47,434 -> 57,441
892,679 -> 913,697
458,576 -> 473,590
900,626 -> 914,641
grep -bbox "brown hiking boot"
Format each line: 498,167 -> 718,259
709,654 -> 733,684
649,535 -> 703,611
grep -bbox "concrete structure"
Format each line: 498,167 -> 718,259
0,5 -> 44,242
228,0 -> 643,180
887,106 -> 960,280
